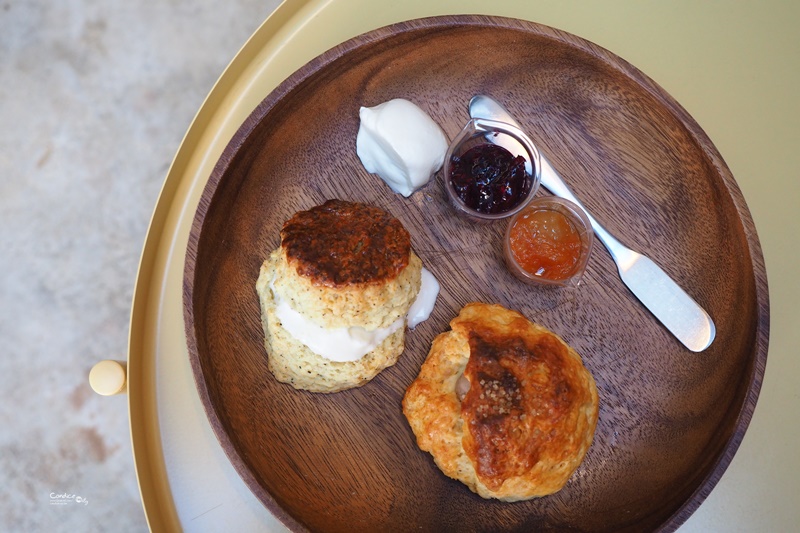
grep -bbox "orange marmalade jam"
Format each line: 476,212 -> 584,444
508,208 -> 583,281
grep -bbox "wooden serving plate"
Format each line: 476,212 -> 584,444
184,15 -> 768,532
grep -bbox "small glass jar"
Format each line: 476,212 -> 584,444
503,197 -> 594,287
443,118 -> 542,222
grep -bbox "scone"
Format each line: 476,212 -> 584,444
402,303 -> 599,501
256,199 -> 424,393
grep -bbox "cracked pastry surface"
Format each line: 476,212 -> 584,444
402,302 -> 599,501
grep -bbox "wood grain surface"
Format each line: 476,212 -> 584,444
183,15 -> 768,533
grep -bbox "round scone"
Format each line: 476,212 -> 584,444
256,199 -> 422,393
402,302 -> 599,501
274,199 -> 421,330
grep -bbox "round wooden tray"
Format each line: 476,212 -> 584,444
183,15 -> 768,532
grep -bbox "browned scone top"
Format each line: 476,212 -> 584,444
268,199 -> 421,330
403,302 -> 599,501
280,199 -> 411,287
460,308 -> 597,492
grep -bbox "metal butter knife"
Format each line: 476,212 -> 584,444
469,95 -> 715,352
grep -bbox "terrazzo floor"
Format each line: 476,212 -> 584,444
1,1 -> 280,530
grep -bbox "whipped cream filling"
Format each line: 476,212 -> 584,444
407,268 -> 440,329
271,268 -> 440,362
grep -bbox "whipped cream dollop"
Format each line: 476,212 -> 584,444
356,98 -> 448,197
271,268 -> 440,362
406,268 -> 440,329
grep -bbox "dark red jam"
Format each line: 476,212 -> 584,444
449,143 -> 530,215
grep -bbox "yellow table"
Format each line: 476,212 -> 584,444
128,1 -> 799,530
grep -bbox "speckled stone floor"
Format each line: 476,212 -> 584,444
1,2 -> 278,530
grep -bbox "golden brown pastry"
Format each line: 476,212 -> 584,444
272,199 -> 421,330
402,302 -> 598,501
257,199 -> 422,393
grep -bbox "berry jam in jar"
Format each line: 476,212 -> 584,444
444,118 -> 541,221
448,144 -> 530,215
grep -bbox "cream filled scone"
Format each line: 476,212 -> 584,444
402,303 -> 598,501
256,199 -> 438,393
